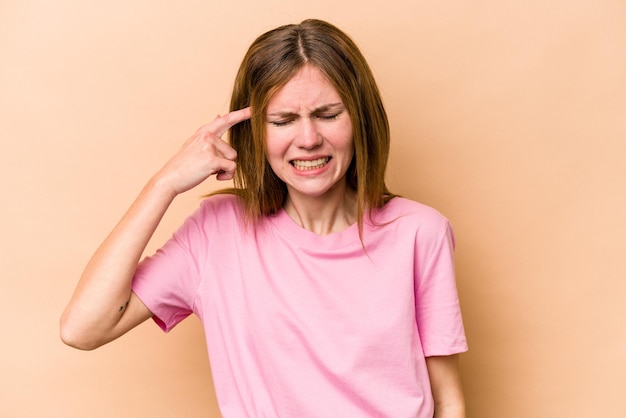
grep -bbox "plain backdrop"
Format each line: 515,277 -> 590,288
1,0 -> 625,417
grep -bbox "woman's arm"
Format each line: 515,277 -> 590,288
60,108 -> 251,350
60,178 -> 177,350
426,354 -> 466,418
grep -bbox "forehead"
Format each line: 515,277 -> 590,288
266,65 -> 343,111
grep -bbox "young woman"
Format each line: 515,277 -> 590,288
61,19 -> 468,417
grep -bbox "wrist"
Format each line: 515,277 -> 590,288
146,172 -> 180,201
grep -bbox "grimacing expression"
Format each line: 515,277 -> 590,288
264,65 -> 354,201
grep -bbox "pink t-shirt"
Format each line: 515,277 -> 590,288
132,194 -> 467,417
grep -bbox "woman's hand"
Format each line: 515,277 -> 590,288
154,107 -> 251,196
60,107 -> 251,350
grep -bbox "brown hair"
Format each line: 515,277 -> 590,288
220,19 -> 395,236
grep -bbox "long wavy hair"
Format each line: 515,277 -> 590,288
219,19 -> 395,236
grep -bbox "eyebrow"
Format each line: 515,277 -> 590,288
266,102 -> 345,117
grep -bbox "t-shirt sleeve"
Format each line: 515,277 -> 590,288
414,217 -> 468,357
131,203 -> 210,333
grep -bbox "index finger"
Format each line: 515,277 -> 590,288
212,107 -> 252,138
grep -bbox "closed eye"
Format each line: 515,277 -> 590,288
269,119 -> 295,127
316,113 -> 341,121
266,107 -> 345,126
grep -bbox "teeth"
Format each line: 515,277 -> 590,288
291,157 -> 330,170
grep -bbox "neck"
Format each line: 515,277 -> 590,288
284,185 -> 357,236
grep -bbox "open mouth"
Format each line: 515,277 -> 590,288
290,157 -> 331,171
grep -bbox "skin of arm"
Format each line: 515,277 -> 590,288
426,354 -> 466,418
60,108 -> 251,350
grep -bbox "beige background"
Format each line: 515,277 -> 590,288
1,0 -> 625,416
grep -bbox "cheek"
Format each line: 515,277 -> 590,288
338,129 -> 355,158
264,133 -> 290,167
337,119 -> 354,149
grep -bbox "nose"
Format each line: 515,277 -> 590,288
295,118 -> 323,149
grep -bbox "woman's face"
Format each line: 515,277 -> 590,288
264,65 -> 354,203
